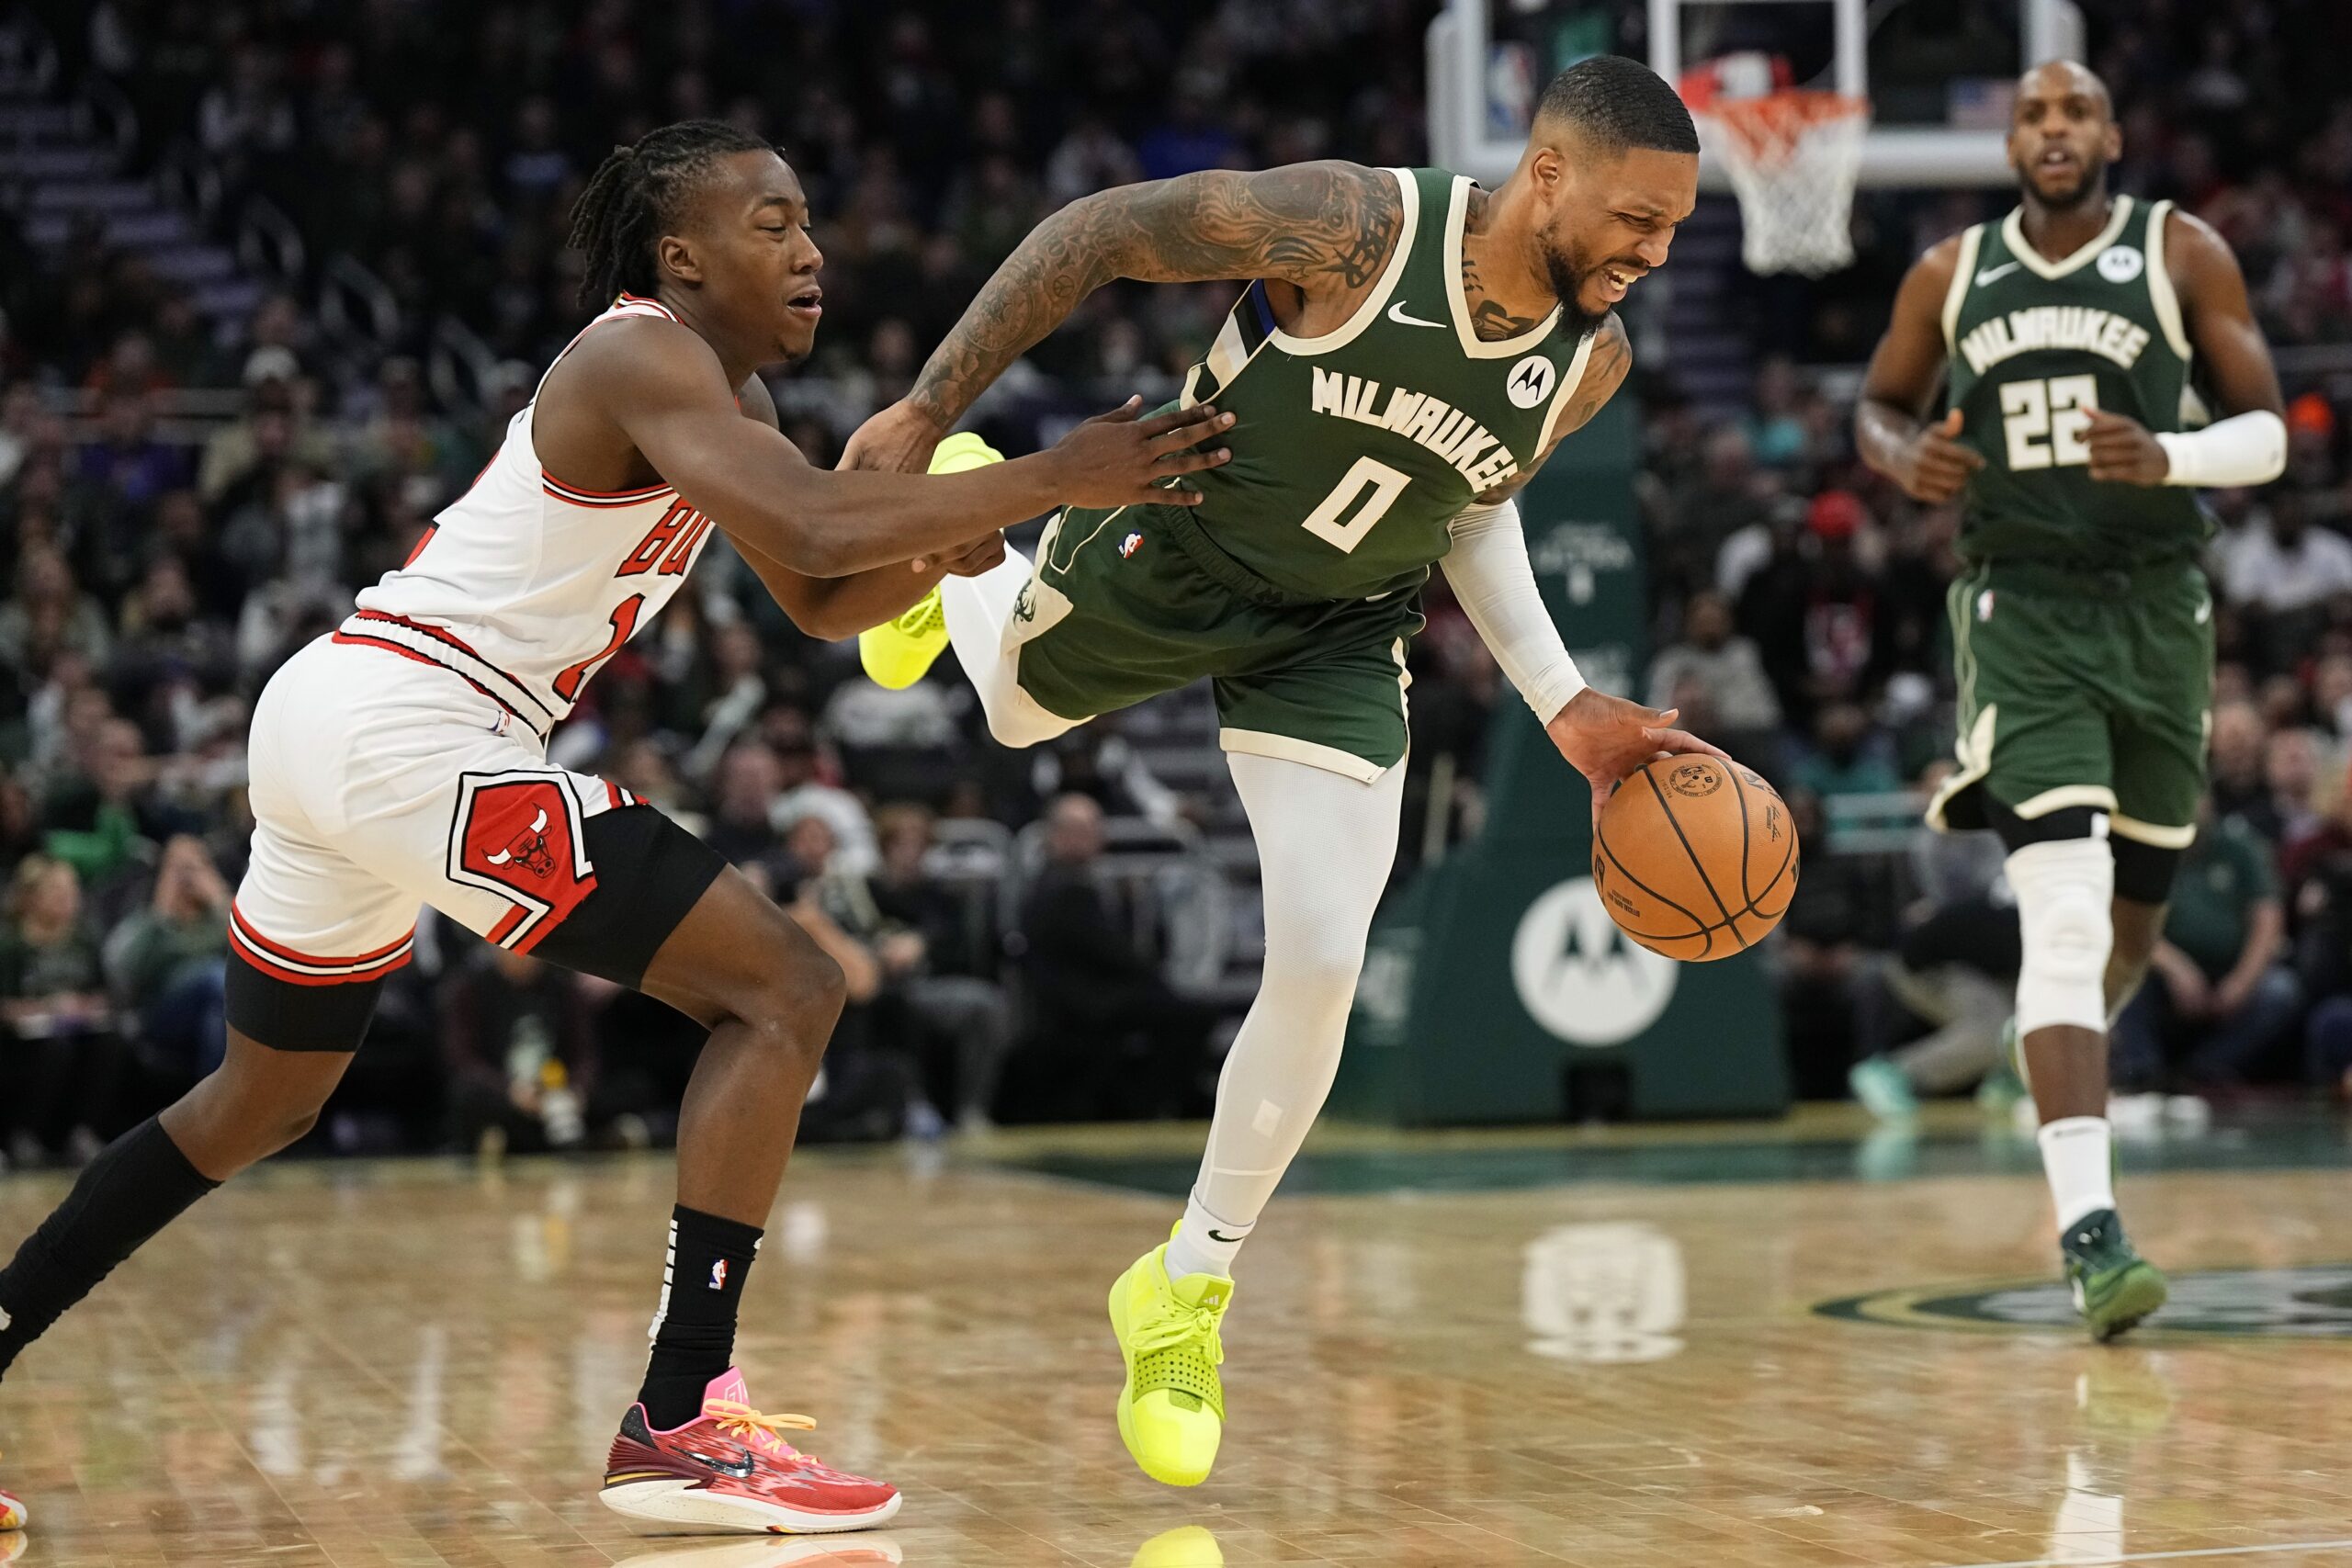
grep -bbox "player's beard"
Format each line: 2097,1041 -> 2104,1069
2019,149 -> 2109,213
1544,245 -> 1611,343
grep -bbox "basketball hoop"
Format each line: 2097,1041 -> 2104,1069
1683,57 -> 1871,277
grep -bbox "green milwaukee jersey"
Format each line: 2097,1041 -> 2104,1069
1945,194 -> 2206,570
1170,165 -> 1600,602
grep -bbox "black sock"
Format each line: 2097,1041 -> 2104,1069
0,1117 -> 220,1376
637,1204 -> 763,1429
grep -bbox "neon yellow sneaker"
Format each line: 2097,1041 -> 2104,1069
855,432 -> 1004,691
1129,1524 -> 1223,1566
1108,1232 -> 1233,1487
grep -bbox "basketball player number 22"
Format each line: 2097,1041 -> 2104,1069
1301,456 -> 1412,554
1999,375 -> 2098,470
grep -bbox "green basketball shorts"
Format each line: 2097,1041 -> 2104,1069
1927,558 -> 2214,848
1006,502 -> 1425,782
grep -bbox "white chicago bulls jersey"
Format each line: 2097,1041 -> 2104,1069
342,293 -> 719,741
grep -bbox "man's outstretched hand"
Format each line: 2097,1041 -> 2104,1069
1545,687 -> 1733,830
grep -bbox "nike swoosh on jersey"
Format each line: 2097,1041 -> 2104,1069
1974,261 -> 2023,286
1385,300 -> 1445,329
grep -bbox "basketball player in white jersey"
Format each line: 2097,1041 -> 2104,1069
0,120 -> 1230,1539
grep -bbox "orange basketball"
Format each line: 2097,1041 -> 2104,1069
1590,756 -> 1800,962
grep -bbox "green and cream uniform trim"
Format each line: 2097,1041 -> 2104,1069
1007,165 -> 1600,782
1926,196 -> 2215,846
1941,194 -> 2206,570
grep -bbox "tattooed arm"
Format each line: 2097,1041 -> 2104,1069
842,162 -> 1401,473
1475,313 -> 1632,504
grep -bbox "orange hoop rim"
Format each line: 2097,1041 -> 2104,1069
1694,90 -> 1871,163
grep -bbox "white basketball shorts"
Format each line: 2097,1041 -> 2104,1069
228,636 -> 723,1050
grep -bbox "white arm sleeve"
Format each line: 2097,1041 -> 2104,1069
2155,409 -> 2288,488
1441,498 -> 1586,723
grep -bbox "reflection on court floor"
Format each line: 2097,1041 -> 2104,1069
1,1105 -> 2347,1566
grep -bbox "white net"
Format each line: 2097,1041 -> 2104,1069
1696,92 -> 1871,276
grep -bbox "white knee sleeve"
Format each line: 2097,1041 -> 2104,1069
2007,836 -> 2115,1034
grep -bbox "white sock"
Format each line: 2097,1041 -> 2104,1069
1165,1190 -> 1253,1281
2038,1116 -> 2116,1232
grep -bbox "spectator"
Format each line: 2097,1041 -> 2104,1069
1737,491 -> 1896,727
1026,721 -> 1184,829
437,945 -> 602,1155
786,857 -> 909,1145
73,391 -> 187,522
103,834 -> 231,1081
1791,702 -> 1902,800
1774,790 -> 1883,1097
0,545 -> 113,672
1661,426 -> 1764,603
40,716 -> 191,884
701,739 -> 797,897
1645,591 -> 1783,743
2111,806 -> 2301,1092
1012,795 -> 1214,1121
1136,90 -> 1242,181
0,856 -> 119,1168
1849,859 -> 2021,1119
2255,727 -> 2328,847
1741,355 -> 1809,468
765,719 -> 880,876
867,805 -> 1014,1132
1044,115 -> 1144,206
2208,701 -> 2270,829
2214,492 -> 2352,668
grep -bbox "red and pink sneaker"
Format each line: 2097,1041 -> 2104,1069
0,1474 -> 23,1532
601,1369 -> 900,1535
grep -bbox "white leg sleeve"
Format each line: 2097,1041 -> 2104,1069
940,547 -> 1080,750
2007,836 -> 2116,1035
1166,750 -> 1404,1279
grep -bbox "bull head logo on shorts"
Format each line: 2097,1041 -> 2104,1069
485,807 -> 557,877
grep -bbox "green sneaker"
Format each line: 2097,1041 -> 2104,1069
1849,1056 -> 1919,1122
2061,1208 -> 2167,1342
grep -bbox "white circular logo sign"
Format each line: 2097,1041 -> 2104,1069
1506,354 -> 1557,409
1510,877 -> 1679,1046
2097,245 -> 2144,283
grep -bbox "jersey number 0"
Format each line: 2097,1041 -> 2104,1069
1301,456 -> 1414,555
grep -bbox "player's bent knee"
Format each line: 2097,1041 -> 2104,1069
727,920 -> 847,1070
983,682 -> 1081,750
773,944 -> 848,1045
2007,837 -> 2116,1035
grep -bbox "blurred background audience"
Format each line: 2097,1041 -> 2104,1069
1,0 -> 2348,1161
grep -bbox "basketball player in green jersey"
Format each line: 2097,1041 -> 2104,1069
1859,61 -> 2286,1340
848,57 -> 1717,1486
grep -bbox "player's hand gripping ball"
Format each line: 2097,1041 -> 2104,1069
1591,757 -> 1799,961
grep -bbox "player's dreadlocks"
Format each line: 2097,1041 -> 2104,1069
566,120 -> 779,306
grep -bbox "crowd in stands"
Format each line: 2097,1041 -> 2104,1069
3,0 -> 2350,1166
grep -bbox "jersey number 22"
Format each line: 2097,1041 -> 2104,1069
1999,375 -> 2098,471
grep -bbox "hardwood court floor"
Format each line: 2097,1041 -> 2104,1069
3,1106 -> 2351,1568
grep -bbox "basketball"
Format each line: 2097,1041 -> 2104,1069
1591,757 -> 1799,962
